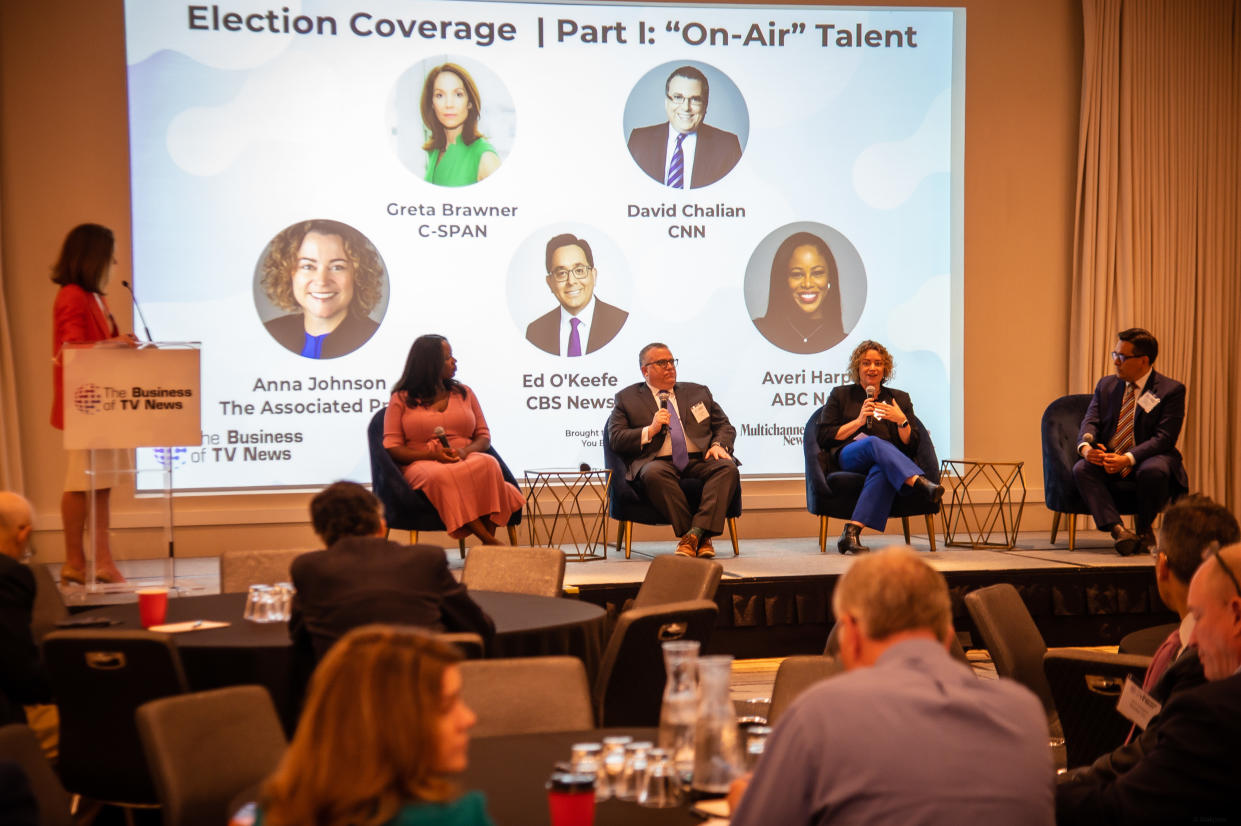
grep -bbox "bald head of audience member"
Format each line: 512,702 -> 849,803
0,492 -> 33,561
831,546 -> 954,670
1187,542 -> 1241,681
1155,494 -> 1240,617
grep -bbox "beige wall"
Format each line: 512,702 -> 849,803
0,0 -> 1083,558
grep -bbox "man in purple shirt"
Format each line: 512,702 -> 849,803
730,547 -> 1054,826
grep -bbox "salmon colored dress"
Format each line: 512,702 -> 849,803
383,386 -> 524,538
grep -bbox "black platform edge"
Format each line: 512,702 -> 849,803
576,565 -> 1176,659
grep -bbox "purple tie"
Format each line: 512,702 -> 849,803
567,317 -> 582,357
666,133 -> 686,189
666,398 -> 689,471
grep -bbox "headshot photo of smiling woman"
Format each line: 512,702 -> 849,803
256,219 -> 388,360
421,62 -> 500,186
747,225 -> 866,355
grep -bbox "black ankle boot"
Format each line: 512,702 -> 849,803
915,476 -> 945,505
837,523 -> 869,555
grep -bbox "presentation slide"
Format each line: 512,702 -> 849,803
123,0 -> 965,490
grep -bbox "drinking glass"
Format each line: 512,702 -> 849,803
244,585 -> 272,622
615,741 -> 652,802
638,748 -> 681,808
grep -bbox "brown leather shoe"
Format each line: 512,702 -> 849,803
1112,525 -> 1140,556
697,536 -> 716,559
675,534 -> 699,557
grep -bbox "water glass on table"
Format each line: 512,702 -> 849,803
244,585 -> 273,622
638,747 -> 681,808
614,740 -> 652,802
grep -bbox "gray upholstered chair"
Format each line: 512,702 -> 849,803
219,548 -> 303,594
1043,649 -> 1152,768
593,599 -> 718,727
632,555 -> 723,608
461,546 -> 566,597
964,584 -> 1057,719
136,686 -> 287,826
459,657 -> 594,736
768,655 -> 845,725
0,723 -> 73,826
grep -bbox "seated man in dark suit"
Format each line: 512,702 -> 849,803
1056,542 -> 1241,824
525,233 -> 628,356
0,492 -> 52,726
1058,494 -> 1238,786
627,65 -> 743,189
288,481 -> 494,660
608,343 -> 740,558
1074,328 -> 1188,555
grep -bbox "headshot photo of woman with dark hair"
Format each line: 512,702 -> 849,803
256,219 -> 387,360
752,231 -> 847,354
421,63 -> 501,186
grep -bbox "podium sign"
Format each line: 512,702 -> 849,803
63,345 -> 202,449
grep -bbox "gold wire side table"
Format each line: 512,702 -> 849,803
523,468 -> 612,562
939,460 -> 1026,549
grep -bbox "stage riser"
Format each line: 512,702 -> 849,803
579,566 -> 1176,658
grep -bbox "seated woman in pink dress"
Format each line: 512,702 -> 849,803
383,334 -> 524,545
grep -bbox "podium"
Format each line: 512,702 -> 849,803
62,343 -> 201,593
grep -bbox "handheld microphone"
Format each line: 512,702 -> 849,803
658,390 -> 670,409
120,280 -> 153,342
432,426 -> 451,449
864,385 -> 877,431
1083,433 -> 1107,452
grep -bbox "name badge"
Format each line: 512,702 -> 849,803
1137,392 -> 1160,413
690,402 -> 709,423
1116,675 -> 1161,730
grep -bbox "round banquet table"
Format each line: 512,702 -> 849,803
465,728 -> 704,825
75,590 -> 605,732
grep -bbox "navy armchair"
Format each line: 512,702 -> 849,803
803,408 -> 941,552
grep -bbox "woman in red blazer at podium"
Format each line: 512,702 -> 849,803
50,223 -> 137,584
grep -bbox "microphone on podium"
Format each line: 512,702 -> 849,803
120,280 -> 154,342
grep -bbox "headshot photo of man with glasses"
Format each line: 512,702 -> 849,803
524,233 -> 629,356
626,64 -> 745,190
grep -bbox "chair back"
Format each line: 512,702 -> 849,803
219,548 -> 302,594
804,407 -> 941,519
963,584 -> 1056,715
632,556 -> 723,608
29,563 -> 69,644
135,686 -> 287,826
1043,649 -> 1152,769
1041,394 -> 1092,511
367,408 -> 523,533
460,657 -> 594,736
462,546 -> 565,597
594,599 -> 718,727
768,655 -> 845,726
0,723 -> 73,826
42,630 -> 190,805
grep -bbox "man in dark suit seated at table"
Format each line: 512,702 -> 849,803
1074,327 -> 1188,555
288,481 -> 494,660
627,65 -> 743,189
1056,542 -> 1241,825
608,343 -> 740,558
0,491 -> 52,726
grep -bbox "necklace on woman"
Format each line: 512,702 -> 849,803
788,319 -> 825,344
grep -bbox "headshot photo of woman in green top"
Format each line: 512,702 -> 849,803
421,62 -> 501,186
255,219 -> 388,360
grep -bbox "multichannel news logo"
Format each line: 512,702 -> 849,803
71,383 -> 194,414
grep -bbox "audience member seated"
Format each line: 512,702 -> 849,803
383,334 -> 524,546
1056,542 -> 1241,824
728,547 -> 1054,825
1058,494 -> 1238,788
289,482 -> 494,660
255,625 -> 495,826
0,492 -> 52,725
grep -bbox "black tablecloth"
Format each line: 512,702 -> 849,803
466,728 -> 702,826
77,590 -> 605,732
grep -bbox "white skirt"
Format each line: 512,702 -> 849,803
63,448 -> 132,491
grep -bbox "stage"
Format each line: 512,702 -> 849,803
63,528 -> 1173,660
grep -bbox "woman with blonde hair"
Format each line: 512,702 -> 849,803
258,625 -> 493,826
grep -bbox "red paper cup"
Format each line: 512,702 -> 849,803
547,771 -> 595,826
137,588 -> 168,628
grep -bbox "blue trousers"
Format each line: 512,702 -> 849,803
839,436 -> 924,531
